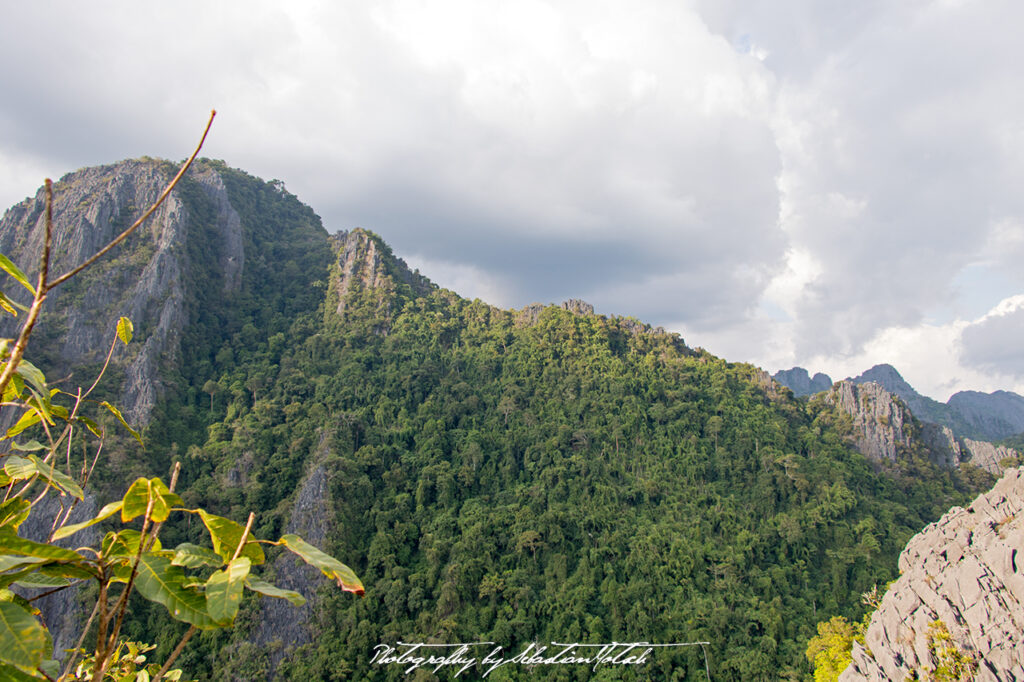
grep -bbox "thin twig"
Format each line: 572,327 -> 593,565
144,460 -> 181,551
48,110 -> 216,290
232,512 -> 256,562
104,495 -> 155,654
0,180 -> 52,397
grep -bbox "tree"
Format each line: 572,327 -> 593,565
0,112 -> 363,680
805,616 -> 857,682
202,380 -> 222,413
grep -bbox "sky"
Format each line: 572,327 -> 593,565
2,0 -> 1023,401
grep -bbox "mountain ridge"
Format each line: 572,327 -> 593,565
775,363 -> 1024,443
1,157 -> 994,680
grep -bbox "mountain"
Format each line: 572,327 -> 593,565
841,467 -> 1024,681
773,367 -> 833,397
1,158 -> 994,680
774,363 -> 1024,442
815,380 -> 1016,474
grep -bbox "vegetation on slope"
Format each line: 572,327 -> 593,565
6,159 -> 988,680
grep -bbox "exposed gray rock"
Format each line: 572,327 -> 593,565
822,381 -> 1018,474
250,434 -> 335,676
948,390 -> 1024,442
0,159 -> 252,426
773,367 -> 833,396
330,229 -> 432,335
822,381 -> 914,463
852,364 -> 1024,442
560,299 -> 594,316
960,437 -> 1019,475
781,363 -> 1024,442
841,468 -> 1024,681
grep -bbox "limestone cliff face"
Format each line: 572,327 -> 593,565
821,381 -> 916,464
820,380 -> 1016,474
0,159 -> 246,425
841,468 -> 1024,681
328,228 -> 433,332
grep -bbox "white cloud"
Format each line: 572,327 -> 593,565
2,1 -> 1024,399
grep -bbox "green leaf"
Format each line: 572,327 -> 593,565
121,479 -> 180,523
38,660 -> 59,681
0,455 -> 83,499
13,362 -> 47,403
77,416 -> 102,439
205,557 -> 250,624
116,317 -> 134,345
3,457 -> 35,481
171,543 -> 222,569
0,556 -> 47,574
0,562 -> 94,590
197,510 -> 264,565
27,455 -> 83,500
1,373 -> 23,403
10,572 -> 72,589
99,401 -> 143,446
278,534 -> 364,595
0,292 -> 26,318
244,578 -> 306,606
0,253 -> 35,296
4,411 -> 41,439
51,501 -> 122,541
0,590 -> 36,614
101,529 -> 161,560
0,601 -> 46,671
133,553 -> 219,629
0,500 -> 31,531
0,530 -> 81,562
0,661 -> 47,680
8,441 -> 45,452
0,565 -> 48,591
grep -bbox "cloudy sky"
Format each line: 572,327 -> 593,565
2,0 -> 1023,401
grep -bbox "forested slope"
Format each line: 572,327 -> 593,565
2,159 -> 989,680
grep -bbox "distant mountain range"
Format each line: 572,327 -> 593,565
773,364 -> 1024,442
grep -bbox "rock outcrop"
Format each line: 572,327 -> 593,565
0,159 -> 252,426
778,363 -> 1024,443
821,380 -> 915,464
841,468 -> 1024,681
774,367 -> 833,396
820,381 -> 1017,474
329,228 -> 433,331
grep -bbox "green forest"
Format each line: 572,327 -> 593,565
4,161 -> 991,680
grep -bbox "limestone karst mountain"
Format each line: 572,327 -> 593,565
841,467 -> 1024,681
817,380 -> 1017,475
775,363 -> 1024,455
0,158 -> 996,679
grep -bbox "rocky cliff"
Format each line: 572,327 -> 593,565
841,467 -> 1024,681
820,380 -> 1015,474
0,159 -> 246,425
777,363 -> 1024,443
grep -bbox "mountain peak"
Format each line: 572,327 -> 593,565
773,367 -> 833,396
327,228 -> 433,325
